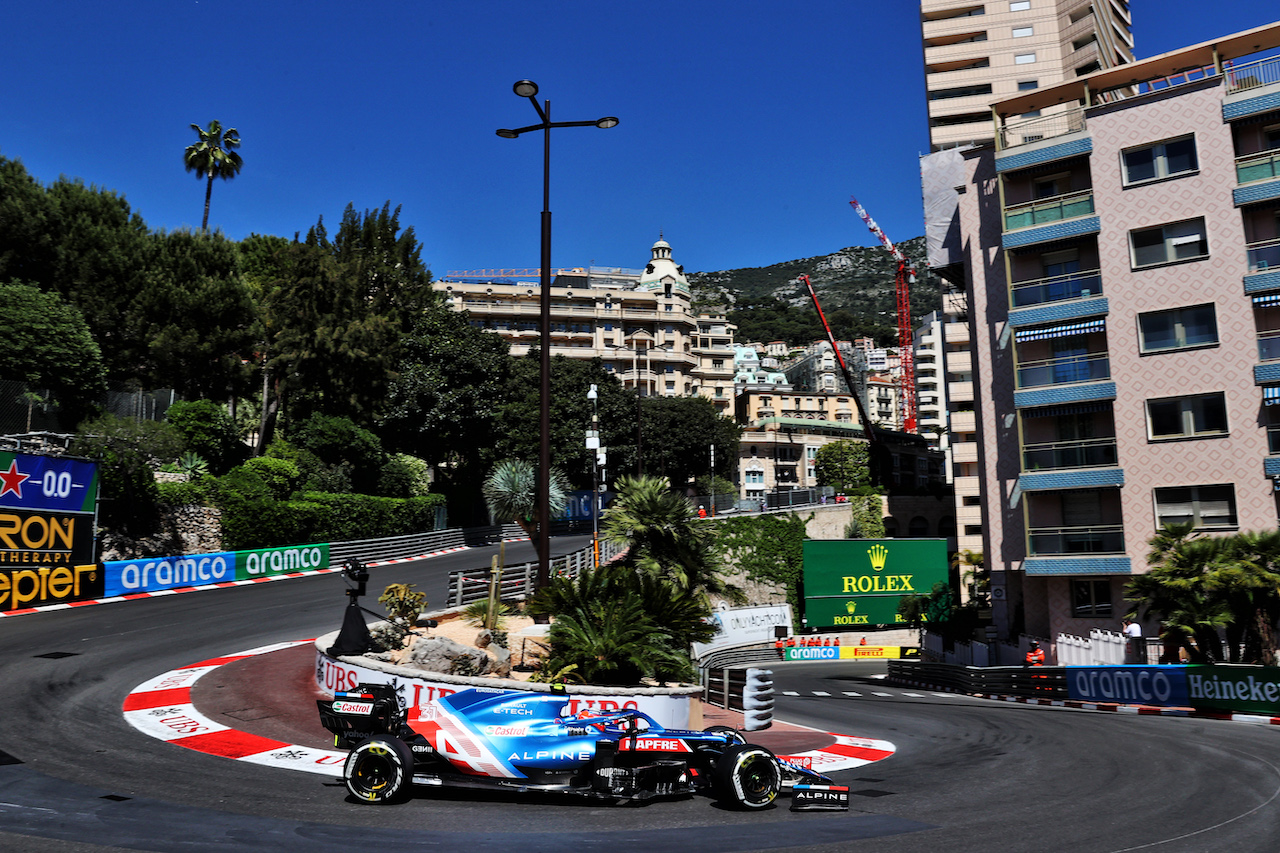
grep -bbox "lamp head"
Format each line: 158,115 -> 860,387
596,116 -> 619,129
513,80 -> 539,98
495,128 -> 520,138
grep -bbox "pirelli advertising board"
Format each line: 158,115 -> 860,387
0,452 -> 101,612
802,539 -> 949,629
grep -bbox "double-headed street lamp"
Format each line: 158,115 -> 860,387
497,80 -> 617,592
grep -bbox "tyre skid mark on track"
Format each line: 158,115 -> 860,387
125,642 -> 896,777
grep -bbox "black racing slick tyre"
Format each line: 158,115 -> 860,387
344,736 -> 414,804
715,744 -> 781,810
702,724 -> 747,744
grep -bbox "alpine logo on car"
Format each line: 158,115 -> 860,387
332,700 -> 374,715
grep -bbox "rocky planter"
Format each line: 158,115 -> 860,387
315,625 -> 705,729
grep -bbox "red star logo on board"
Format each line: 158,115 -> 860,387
0,460 -> 29,498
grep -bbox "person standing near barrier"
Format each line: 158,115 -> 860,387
1123,618 -> 1143,664
1025,640 -> 1045,667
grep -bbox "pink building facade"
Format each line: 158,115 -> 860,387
945,22 -> 1280,641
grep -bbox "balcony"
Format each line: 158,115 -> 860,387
1004,191 -> 1095,232
1028,524 -> 1125,556
1023,438 -> 1118,471
1260,329 -> 1280,362
1010,270 -> 1102,309
998,108 -> 1087,151
1016,352 -> 1110,389
1237,150 -> 1280,185
1248,237 -> 1280,274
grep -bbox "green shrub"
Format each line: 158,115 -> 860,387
165,399 -> 244,475
292,413 -> 384,494
239,456 -> 299,500
157,479 -> 206,508
71,415 -> 184,535
378,453 -> 431,498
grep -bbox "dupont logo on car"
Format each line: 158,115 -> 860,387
332,700 -> 374,715
618,738 -> 690,752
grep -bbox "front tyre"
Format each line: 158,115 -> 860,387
715,744 -> 780,810
344,736 -> 414,804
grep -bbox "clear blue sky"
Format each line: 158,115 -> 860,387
2,2 -> 1277,276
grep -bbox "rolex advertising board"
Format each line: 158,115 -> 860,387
802,539 -> 949,628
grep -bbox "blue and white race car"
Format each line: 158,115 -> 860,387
318,683 -> 848,811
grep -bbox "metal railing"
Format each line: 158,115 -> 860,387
1259,330 -> 1280,362
703,667 -> 750,711
999,107 -> 1086,150
1225,54 -> 1280,94
1022,437 -> 1118,471
1248,237 -> 1280,273
1028,524 -> 1125,556
1010,271 -> 1102,308
1003,190 -> 1095,231
444,539 -> 624,607
1236,150 -> 1280,185
1016,352 -> 1110,388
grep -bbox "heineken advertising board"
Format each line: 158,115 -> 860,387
802,539 -> 949,628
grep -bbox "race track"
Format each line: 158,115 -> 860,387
2,538 -> 1280,852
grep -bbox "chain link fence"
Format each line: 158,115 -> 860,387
0,380 -> 178,435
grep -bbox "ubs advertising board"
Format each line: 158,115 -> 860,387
0,451 -> 101,612
802,539 -> 948,629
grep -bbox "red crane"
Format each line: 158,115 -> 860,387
849,197 -> 917,433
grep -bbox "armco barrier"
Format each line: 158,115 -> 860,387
888,660 -> 1067,699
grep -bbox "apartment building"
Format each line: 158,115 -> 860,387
922,0 -> 1137,577
922,0 -> 1134,152
932,21 -> 1280,641
438,238 -> 726,401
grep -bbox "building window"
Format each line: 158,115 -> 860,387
1012,26 -> 1033,37
1154,485 -> 1237,530
1138,303 -> 1217,353
1015,53 -> 1036,64
1130,218 -> 1208,268
1018,79 -> 1038,90
928,83 -> 995,101
908,517 -> 930,537
1010,0 -> 1031,9
1071,579 -> 1112,618
1146,393 -> 1228,440
712,359 -> 724,369
1122,135 -> 1198,185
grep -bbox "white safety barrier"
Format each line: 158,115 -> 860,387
1055,630 -> 1126,666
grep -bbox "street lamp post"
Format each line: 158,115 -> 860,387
497,81 -> 617,593
586,384 -> 602,570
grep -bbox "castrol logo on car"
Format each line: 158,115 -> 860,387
332,700 -> 374,715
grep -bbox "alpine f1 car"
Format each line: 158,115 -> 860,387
318,683 -> 849,811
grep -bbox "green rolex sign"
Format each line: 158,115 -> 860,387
803,539 -> 949,629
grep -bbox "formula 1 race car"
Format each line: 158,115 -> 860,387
317,683 -> 848,811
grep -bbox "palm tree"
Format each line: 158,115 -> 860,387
602,474 -> 736,600
183,120 -> 242,231
482,459 -> 569,562
1128,525 -> 1231,663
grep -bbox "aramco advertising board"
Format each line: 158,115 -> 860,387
802,539 -> 949,628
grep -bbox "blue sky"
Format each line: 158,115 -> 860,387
3,1 -> 1277,277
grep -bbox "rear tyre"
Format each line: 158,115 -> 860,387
715,744 -> 780,810
344,736 -> 414,803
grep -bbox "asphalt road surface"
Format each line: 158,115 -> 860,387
2,539 -> 1280,852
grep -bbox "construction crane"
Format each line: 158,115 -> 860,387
850,196 -> 918,434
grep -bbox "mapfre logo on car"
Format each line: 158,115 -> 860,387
332,700 -> 374,715
618,738 -> 690,752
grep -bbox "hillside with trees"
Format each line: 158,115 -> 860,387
689,236 -> 941,349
